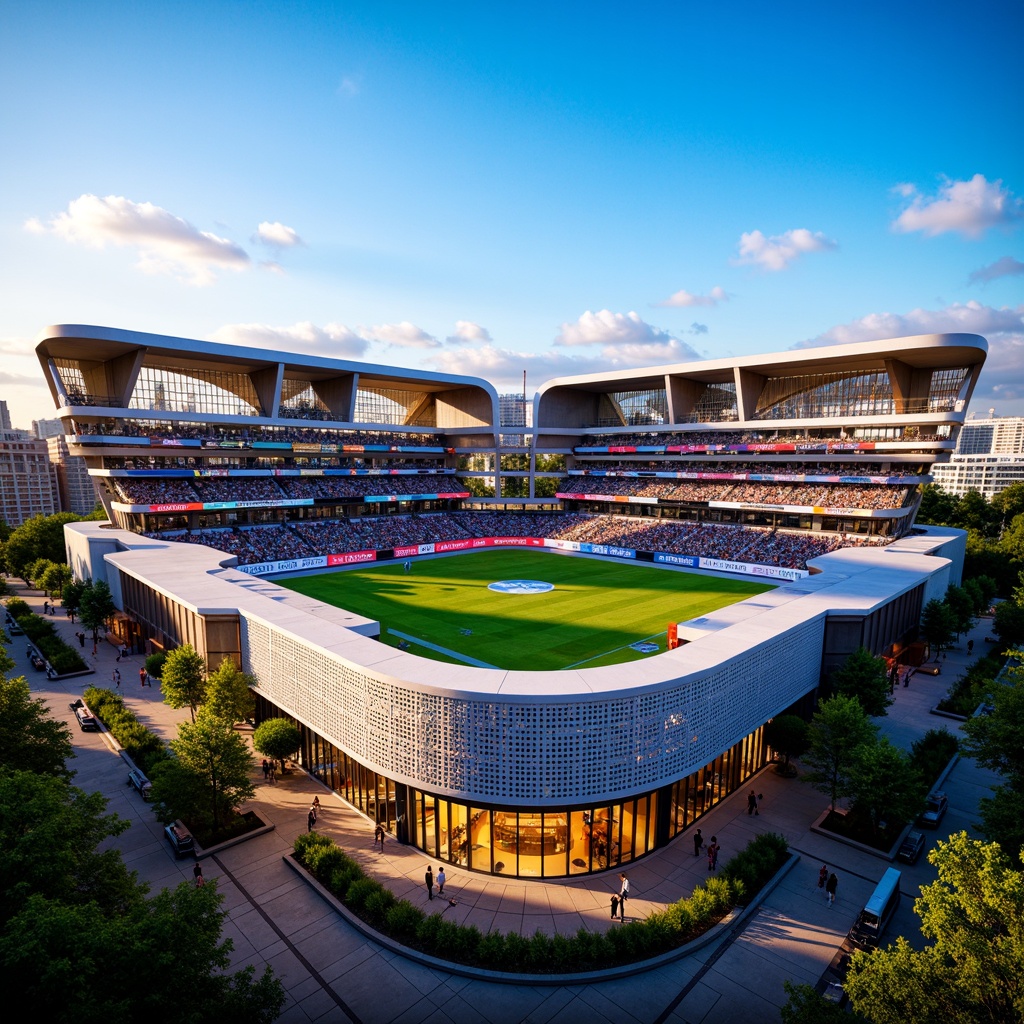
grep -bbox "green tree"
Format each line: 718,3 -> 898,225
781,981 -> 868,1023
0,674 -> 75,780
253,717 -> 301,774
916,484 -> 958,527
203,659 -> 256,726
78,578 -> 115,644
960,657 -> 1024,784
764,714 -> 810,776
848,736 -> 926,837
0,769 -> 135,926
830,646 -> 892,717
953,488 -> 995,535
160,643 -> 208,722
27,557 -> 54,589
993,601 -> 1024,649
2,512 -> 80,577
921,598 -> 957,656
975,784 -> 1024,862
944,584 -> 976,640
62,577 -> 86,619
992,482 -> 1024,527
845,833 -> 1024,1024
39,562 -> 72,601
803,695 -> 877,812
168,714 -> 255,835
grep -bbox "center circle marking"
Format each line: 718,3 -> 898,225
487,579 -> 555,594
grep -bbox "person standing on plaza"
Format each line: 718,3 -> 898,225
437,866 -> 446,896
693,828 -> 704,858
425,865 -> 434,900
748,789 -> 759,816
826,871 -> 838,906
618,872 -> 629,919
707,836 -> 720,871
818,863 -> 828,890
307,807 -> 316,832
139,667 -> 147,687
262,758 -> 270,781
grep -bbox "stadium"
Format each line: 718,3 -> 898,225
42,324 -> 986,878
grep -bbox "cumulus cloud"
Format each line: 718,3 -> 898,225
555,309 -> 701,357
892,174 -> 1023,238
656,286 -> 728,308
797,301 -> 1024,348
360,321 -> 440,349
689,323 -> 709,335
445,320 -> 493,345
254,221 -> 304,248
969,256 -> 1024,285
209,321 -> 369,358
26,194 -> 250,285
733,228 -> 837,271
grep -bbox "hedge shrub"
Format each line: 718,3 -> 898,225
83,686 -> 169,773
292,830 -> 788,972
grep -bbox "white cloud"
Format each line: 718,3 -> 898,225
555,309 -> 701,358
969,256 -> 1024,285
209,321 -> 369,358
656,286 -> 728,308
446,320 -> 493,345
27,194 -> 250,285
359,321 -> 440,349
892,174 -> 1023,238
734,228 -> 837,271
800,301 -> 1024,348
254,221 -> 304,248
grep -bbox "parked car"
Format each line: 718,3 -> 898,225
127,768 -> 152,800
918,791 -> 948,828
897,830 -> 926,864
69,698 -> 97,731
164,822 -> 195,859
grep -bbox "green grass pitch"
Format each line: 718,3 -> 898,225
277,550 -> 772,672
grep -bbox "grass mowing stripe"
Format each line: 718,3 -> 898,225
277,550 -> 771,671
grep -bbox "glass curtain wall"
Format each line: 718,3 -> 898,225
261,695 -> 770,879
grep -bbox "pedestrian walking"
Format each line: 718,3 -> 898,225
374,823 -> 385,850
693,827 -> 704,857
309,801 -> 318,824
43,601 -> 49,615
747,789 -> 759,816
618,872 -> 629,919
707,836 -> 719,872
262,758 -> 270,780
139,667 -> 147,687
268,765 -> 276,784
307,808 -> 316,832
312,796 -> 321,817
77,631 -> 85,648
112,669 -> 121,688
818,864 -> 828,890
437,866 -> 446,896
193,863 -> 205,887
826,871 -> 838,906
425,866 -> 434,900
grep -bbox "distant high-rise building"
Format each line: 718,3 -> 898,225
48,434 -> 96,514
931,416 -> 1024,498
0,400 -> 11,432
0,427 -> 58,526
33,417 -> 65,439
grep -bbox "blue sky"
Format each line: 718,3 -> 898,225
1,0 -> 1022,429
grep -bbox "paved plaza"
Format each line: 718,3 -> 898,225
11,580 -> 1000,1023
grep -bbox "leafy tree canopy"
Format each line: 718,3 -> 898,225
160,643 -> 208,722
960,657 -> 1024,785
848,736 -> 926,836
764,713 -> 811,773
2,512 -> 81,577
0,674 -> 75,780
78,578 -> 116,639
845,833 -> 1024,1024
993,601 -> 1024,649
830,646 -> 892,717
203,659 -> 256,726
803,695 -> 877,812
252,717 -> 301,772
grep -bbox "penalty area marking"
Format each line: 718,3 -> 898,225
561,630 -> 667,670
387,629 -> 499,669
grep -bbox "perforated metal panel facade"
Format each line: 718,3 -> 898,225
240,612 -> 823,806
